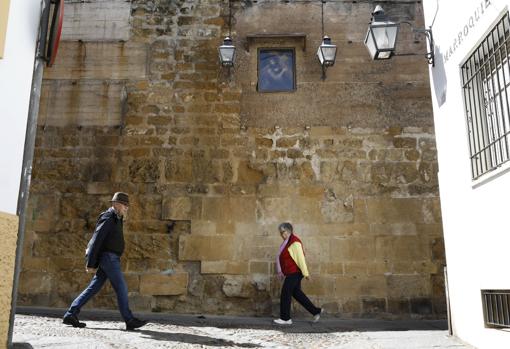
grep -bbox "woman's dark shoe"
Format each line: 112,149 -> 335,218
63,314 -> 86,328
125,317 -> 147,330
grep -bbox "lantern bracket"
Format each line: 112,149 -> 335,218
398,21 -> 435,67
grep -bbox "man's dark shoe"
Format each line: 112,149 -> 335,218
125,317 -> 147,331
63,314 -> 86,328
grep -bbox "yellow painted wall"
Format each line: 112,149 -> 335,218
0,211 -> 18,348
0,0 -> 11,58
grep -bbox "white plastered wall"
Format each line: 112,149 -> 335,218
423,1 -> 510,348
0,0 -> 41,215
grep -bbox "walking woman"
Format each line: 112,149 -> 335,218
274,222 -> 322,325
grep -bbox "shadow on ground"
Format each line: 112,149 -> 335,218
139,329 -> 261,348
11,343 -> 34,349
16,306 -> 448,335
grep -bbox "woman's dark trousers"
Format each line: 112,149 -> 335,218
280,273 -> 320,320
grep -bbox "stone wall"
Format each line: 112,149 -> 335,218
18,0 -> 446,319
0,212 -> 19,347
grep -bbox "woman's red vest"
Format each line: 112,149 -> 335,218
279,234 -> 303,275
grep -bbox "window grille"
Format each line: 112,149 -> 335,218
461,13 -> 510,180
481,289 -> 510,328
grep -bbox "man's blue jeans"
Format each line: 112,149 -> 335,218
65,252 -> 133,322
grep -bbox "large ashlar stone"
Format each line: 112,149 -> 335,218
125,234 -> 172,259
25,194 -> 59,232
191,220 -> 217,235
237,161 -> 265,184
39,80 -> 125,127
221,276 -> 255,298
201,261 -> 249,275
165,157 -> 193,182
61,1 -> 132,41
370,162 -> 419,185
376,236 -> 430,261
44,42 -> 146,79
179,235 -> 235,261
129,159 -> 160,183
320,200 -> 354,224
202,197 -> 256,223
33,232 -> 88,258
140,273 -> 188,296
366,198 -> 427,224
386,275 -> 431,298
162,196 -> 192,220
335,275 -> 387,298
18,271 -> 52,294
329,237 -> 376,262
301,276 -> 335,296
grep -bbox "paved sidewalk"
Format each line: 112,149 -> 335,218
12,307 -> 475,349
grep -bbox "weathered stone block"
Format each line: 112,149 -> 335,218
140,273 -> 188,296
366,198 -> 425,224
129,159 -> 160,183
86,182 -> 112,195
301,277 -> 335,296
62,1 -> 131,41
125,234 -> 172,260
362,297 -> 387,315
237,161 -> 265,184
386,275 -> 431,298
329,237 -> 376,262
321,262 -> 343,275
250,261 -> 269,274
179,235 -> 234,261
202,197 -> 256,223
162,196 -> 192,221
18,271 -> 52,294
190,220 -> 216,235
33,232 -> 88,258
410,297 -> 433,315
38,80 -> 125,127
165,157 -> 192,182
335,276 -> 387,298
375,236 -> 429,261
221,277 -> 254,298
201,261 -> 249,275
45,42 -> 146,80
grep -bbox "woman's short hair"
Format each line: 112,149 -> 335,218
278,222 -> 293,233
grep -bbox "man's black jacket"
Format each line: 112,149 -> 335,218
85,207 -> 125,268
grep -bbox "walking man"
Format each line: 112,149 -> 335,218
63,192 -> 147,331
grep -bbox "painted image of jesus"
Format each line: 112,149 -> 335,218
258,50 -> 295,92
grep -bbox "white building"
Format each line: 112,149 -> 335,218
423,0 -> 510,348
0,0 -> 42,346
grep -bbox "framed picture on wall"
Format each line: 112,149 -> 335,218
257,48 -> 296,92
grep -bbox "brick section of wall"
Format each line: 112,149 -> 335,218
0,212 -> 19,347
18,0 -> 446,319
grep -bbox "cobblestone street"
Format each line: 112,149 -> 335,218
12,310 -> 474,349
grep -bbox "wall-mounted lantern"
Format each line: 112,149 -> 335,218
316,0 -> 337,79
317,36 -> 337,67
364,5 -> 434,66
218,36 -> 236,67
218,0 -> 236,68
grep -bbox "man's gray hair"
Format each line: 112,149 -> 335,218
278,222 -> 293,233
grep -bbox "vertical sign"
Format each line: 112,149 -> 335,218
0,0 -> 10,58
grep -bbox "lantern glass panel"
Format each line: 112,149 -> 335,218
219,45 -> 235,66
